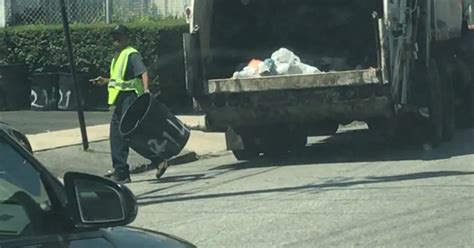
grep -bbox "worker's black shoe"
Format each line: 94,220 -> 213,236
108,172 -> 131,184
104,170 -> 114,178
155,160 -> 169,180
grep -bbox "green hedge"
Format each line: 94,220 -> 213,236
0,20 -> 189,106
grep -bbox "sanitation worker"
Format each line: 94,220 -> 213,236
92,25 -> 167,183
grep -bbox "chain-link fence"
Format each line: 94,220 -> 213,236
5,0 -> 108,25
112,0 -> 153,22
153,0 -> 190,18
111,0 -> 190,21
2,0 -> 189,26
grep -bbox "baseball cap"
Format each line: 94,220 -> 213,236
111,25 -> 130,36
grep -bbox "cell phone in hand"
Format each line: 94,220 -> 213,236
89,77 -> 101,85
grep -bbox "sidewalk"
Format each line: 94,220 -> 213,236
27,115 -> 217,153
28,115 -> 226,163
31,115 -> 226,177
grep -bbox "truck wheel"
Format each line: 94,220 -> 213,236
232,149 -> 260,161
367,118 -> 396,138
262,131 -> 306,158
231,131 -> 261,161
427,59 -> 444,145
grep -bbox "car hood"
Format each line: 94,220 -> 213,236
102,226 -> 196,248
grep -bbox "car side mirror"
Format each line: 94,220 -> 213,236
64,172 -> 138,228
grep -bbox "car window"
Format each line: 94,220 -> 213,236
0,136 -> 52,239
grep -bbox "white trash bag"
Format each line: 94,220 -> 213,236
232,66 -> 260,79
295,63 -> 321,74
271,48 -> 321,75
271,48 -> 301,75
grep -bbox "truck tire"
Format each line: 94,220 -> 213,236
262,130 -> 307,158
232,149 -> 260,161
231,131 -> 261,161
427,59 -> 444,145
367,118 -> 396,138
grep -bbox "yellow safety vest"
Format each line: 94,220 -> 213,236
108,47 -> 144,105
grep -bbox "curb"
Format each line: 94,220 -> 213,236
32,138 -> 109,153
185,124 -> 207,132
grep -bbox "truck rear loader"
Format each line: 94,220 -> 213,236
184,0 -> 474,160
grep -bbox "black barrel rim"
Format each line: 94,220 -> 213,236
119,93 -> 153,137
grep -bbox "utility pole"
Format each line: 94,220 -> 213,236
59,0 -> 89,151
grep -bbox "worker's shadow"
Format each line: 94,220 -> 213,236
212,128 -> 474,170
131,173 -> 211,184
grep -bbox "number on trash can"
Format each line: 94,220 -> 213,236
148,139 -> 167,158
162,131 -> 180,147
59,90 -> 72,109
31,89 -> 47,108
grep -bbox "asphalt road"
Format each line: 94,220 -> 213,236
0,111 -> 112,134
123,128 -> 474,248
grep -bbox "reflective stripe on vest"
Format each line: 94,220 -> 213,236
108,47 -> 144,105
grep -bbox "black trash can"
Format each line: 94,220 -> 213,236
58,73 -> 108,111
0,64 -> 30,111
120,93 -> 190,163
30,73 -> 59,111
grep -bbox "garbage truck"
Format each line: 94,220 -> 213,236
183,0 -> 474,160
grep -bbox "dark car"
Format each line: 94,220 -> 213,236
0,123 -> 196,248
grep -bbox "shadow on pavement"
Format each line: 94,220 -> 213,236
137,170 -> 474,206
211,128 -> 474,171
132,173 -> 216,198
155,174 -> 210,183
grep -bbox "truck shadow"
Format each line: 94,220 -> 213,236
137,170 -> 474,206
211,128 -> 474,171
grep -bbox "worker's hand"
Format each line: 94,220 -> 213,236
144,89 -> 151,94
89,76 -> 108,86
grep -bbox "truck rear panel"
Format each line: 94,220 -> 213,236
205,84 -> 391,131
206,69 -> 380,94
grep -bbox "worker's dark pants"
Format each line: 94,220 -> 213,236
110,91 -> 137,177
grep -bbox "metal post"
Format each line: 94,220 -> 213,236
0,0 -> 6,28
59,0 -> 89,151
105,0 -> 112,23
